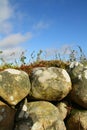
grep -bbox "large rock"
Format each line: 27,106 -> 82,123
0,101 -> 16,130
66,109 -> 87,130
30,67 -> 72,101
0,69 -> 31,105
31,119 -> 66,130
15,101 -> 66,130
69,61 -> 84,80
69,66 -> 87,108
56,102 -> 68,120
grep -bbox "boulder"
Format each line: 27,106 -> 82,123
0,68 -> 31,105
56,102 -> 68,120
31,119 -> 66,130
30,67 -> 72,101
66,109 -> 87,130
69,69 -> 87,108
0,101 -> 16,130
69,62 -> 84,80
14,101 -> 66,130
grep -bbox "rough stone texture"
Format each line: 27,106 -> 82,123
0,101 -> 16,130
69,67 -> 87,108
0,66 -> 86,129
15,101 -> 66,130
69,62 -> 84,79
66,109 -> 87,130
31,119 -> 66,130
0,68 -> 31,105
56,102 -> 68,120
30,67 -> 72,101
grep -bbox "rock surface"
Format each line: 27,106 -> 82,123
56,102 -> 68,120
69,63 -> 87,108
0,65 -> 86,130
66,109 -> 87,130
69,61 -> 84,80
30,67 -> 72,101
0,68 -> 31,105
0,101 -> 16,130
15,101 -> 66,130
31,119 -> 66,130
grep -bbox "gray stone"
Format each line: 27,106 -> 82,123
56,102 -> 68,120
30,67 -> 72,101
0,68 -> 31,105
70,69 -> 87,108
15,101 -> 66,130
66,109 -> 87,130
69,61 -> 84,81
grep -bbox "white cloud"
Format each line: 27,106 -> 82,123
59,44 -> 72,55
0,0 -> 12,22
0,32 -> 32,48
0,21 -> 12,34
0,0 -> 32,64
0,47 -> 25,63
0,0 -> 13,34
43,44 -> 73,60
33,21 -> 49,30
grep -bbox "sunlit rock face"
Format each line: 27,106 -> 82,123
0,101 -> 16,130
69,61 -> 84,80
56,102 -> 68,120
14,101 -> 66,130
30,67 -> 72,101
0,68 -> 31,105
0,64 -> 86,130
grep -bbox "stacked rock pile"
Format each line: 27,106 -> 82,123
0,62 -> 87,130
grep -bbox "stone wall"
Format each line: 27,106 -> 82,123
0,61 -> 87,130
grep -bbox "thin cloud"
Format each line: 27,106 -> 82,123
59,44 -> 72,55
44,44 -> 73,60
33,21 -> 49,30
0,0 -> 13,34
0,47 -> 25,63
0,0 -> 12,22
0,21 -> 12,34
0,32 -> 32,48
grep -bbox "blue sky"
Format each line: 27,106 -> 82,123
0,0 -> 87,63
